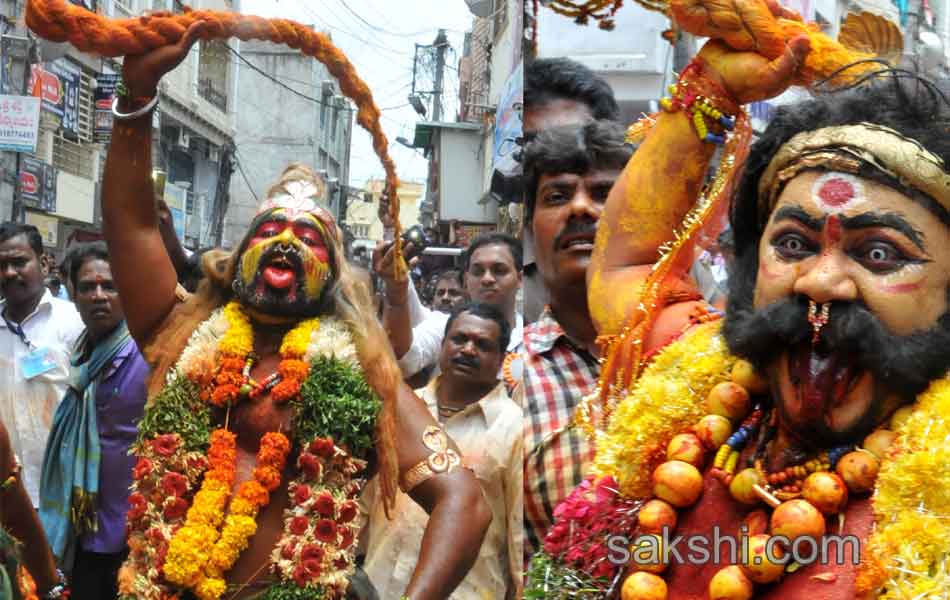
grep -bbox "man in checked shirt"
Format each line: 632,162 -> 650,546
521,120 -> 633,561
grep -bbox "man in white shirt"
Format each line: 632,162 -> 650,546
363,303 -> 523,598
0,223 -> 84,505
375,233 -> 524,381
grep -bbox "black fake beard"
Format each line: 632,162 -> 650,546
722,250 -> 950,399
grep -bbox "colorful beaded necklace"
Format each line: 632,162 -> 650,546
619,359 -> 896,600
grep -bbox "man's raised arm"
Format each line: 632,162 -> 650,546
101,22 -> 207,344
586,36 -> 811,338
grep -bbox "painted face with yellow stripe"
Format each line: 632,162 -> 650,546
234,208 -> 333,315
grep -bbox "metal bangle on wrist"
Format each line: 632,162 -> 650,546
111,94 -> 159,121
111,80 -> 159,121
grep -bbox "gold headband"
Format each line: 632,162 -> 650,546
757,122 -> 950,222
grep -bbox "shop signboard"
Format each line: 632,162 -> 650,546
0,94 -> 41,152
19,155 -> 57,212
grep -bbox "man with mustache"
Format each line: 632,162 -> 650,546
431,270 -> 466,314
39,241 -> 148,599
521,120 -> 633,560
530,30 -> 950,600
94,24 -> 491,600
0,223 -> 83,507
363,303 -> 523,598
522,57 -> 620,323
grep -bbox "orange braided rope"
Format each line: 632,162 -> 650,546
25,0 -> 405,265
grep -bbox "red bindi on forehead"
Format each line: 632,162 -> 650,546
816,176 -> 855,208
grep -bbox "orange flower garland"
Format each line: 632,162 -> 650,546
208,303 -> 254,407
204,301 -> 319,406
206,432 -> 291,596
164,429 -> 291,600
163,429 -> 237,593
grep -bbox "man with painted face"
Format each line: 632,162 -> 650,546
97,24 -> 491,600
0,223 -> 83,507
529,35 -> 950,600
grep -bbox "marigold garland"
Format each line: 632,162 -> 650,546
591,320 -> 736,498
207,301 -> 320,406
164,429 -> 236,591
203,431 -> 291,598
856,375 -> 950,598
120,309 -> 379,600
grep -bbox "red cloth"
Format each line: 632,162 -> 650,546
663,467 -> 874,599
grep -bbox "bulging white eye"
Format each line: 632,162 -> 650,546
868,247 -> 888,262
780,237 -> 805,252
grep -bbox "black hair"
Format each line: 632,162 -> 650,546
66,241 -> 110,289
522,120 -> 632,222
444,301 -> 511,354
0,222 -> 43,257
525,57 -> 619,122
434,268 -> 463,287
461,232 -> 524,272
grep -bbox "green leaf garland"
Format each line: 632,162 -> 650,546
293,357 -> 381,458
136,376 -> 212,452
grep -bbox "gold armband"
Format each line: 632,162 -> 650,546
400,426 -> 461,493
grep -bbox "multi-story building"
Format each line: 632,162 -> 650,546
222,35 -> 353,249
0,0 -> 236,258
408,0 -> 522,239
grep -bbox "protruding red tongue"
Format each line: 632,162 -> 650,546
791,345 -> 853,420
263,265 -> 295,289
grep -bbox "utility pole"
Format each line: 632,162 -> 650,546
432,29 -> 448,122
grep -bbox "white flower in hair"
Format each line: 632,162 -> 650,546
258,180 -> 328,218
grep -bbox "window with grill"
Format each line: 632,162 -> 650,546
198,40 -> 229,113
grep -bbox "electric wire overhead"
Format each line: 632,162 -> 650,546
225,43 -> 354,113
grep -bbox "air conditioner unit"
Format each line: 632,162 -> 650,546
177,129 -> 190,150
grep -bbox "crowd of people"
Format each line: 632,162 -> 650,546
0,4 -> 948,600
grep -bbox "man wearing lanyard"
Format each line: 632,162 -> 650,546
0,223 -> 84,506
